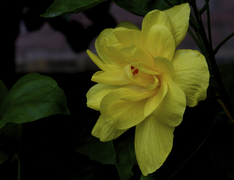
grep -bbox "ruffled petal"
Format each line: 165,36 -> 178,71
91,70 -> 131,85
116,21 -> 140,30
148,25 -> 175,60
87,50 -> 111,71
144,78 -> 168,117
95,29 -> 117,64
86,84 -> 120,111
119,44 -> 155,66
113,27 -> 141,47
100,88 -> 148,129
172,49 -> 209,107
119,85 -> 157,101
124,64 -> 155,87
135,114 -> 175,176
153,76 -> 186,127
164,3 -> 190,47
141,10 -> 174,49
154,56 -> 175,77
131,62 -> 160,75
92,115 -> 128,142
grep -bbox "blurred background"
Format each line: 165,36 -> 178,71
12,0 -> 234,74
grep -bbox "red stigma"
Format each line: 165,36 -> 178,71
133,69 -> 139,75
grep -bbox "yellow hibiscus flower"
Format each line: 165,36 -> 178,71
86,3 -> 209,176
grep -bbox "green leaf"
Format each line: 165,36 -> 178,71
76,135 -> 115,165
0,80 -> 8,110
113,0 -> 187,16
41,0 -> 109,18
112,128 -> 137,180
0,73 -> 70,129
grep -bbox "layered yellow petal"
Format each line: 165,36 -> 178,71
116,21 -> 140,30
141,10 -> 174,49
113,27 -> 141,47
153,76 -> 186,127
135,114 -> 174,176
119,44 -> 155,66
95,29 -> 116,64
119,85 -> 157,101
154,56 -> 175,77
144,78 -> 168,117
92,115 -> 128,142
148,25 -> 175,60
86,84 -> 120,110
164,3 -> 190,47
124,64 -> 155,87
100,88 -> 148,129
87,50 -> 111,71
91,70 -> 131,85
172,50 -> 209,107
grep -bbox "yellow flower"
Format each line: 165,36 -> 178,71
86,3 -> 209,176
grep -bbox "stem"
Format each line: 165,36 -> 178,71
16,154 -> 21,180
189,1 -> 234,120
188,28 -> 206,55
199,4 -> 206,14
213,32 -> 234,55
217,98 -> 234,123
205,0 -> 213,47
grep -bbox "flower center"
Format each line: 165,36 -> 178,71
131,66 -> 139,76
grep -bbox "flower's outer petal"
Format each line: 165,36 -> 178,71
113,27 -> 141,47
144,78 -> 168,117
153,76 -> 186,127
164,3 -> 190,47
100,88 -> 148,129
141,10 -> 174,50
92,115 -> 128,142
135,114 -> 175,176
87,84 -> 120,111
148,25 -> 175,61
116,21 -> 140,31
87,50 -> 111,71
172,49 -> 209,107
95,29 -> 116,64
154,56 -> 175,77
91,70 -> 130,85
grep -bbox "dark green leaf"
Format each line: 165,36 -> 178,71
41,0 -> 109,18
140,99 -> 216,180
76,135 -> 115,165
113,0 -> 186,16
0,80 -> 8,110
113,128 -> 137,180
0,73 -> 69,129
